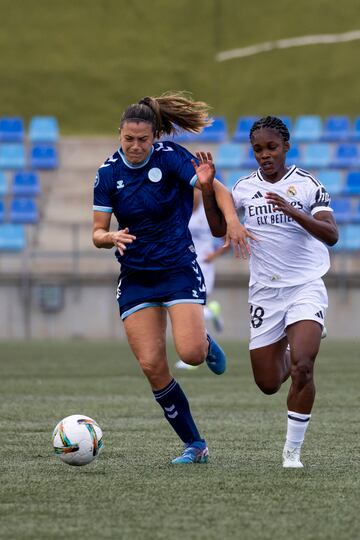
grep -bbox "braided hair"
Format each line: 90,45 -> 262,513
120,92 -> 212,139
249,116 -> 290,143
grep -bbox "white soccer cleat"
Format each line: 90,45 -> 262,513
282,446 -> 304,468
175,360 -> 199,370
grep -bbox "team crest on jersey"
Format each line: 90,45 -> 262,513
116,180 -> 125,190
287,186 -> 297,197
148,167 -> 162,183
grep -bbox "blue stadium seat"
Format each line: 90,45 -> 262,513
215,143 -> 245,168
331,197 -> 352,223
292,115 -> 322,142
0,117 -> 25,142
322,116 -> 351,141
332,143 -> 360,168
226,169 -> 253,187
286,144 -> 301,164
9,198 -> 39,223
302,143 -> 332,168
343,171 -> 360,195
29,116 -> 59,143
0,171 -> 8,196
317,170 -> 343,195
241,147 -> 258,169
232,116 -> 258,142
12,171 -> 41,196
343,224 -> 360,249
30,145 -> 59,169
0,224 -> 26,250
351,116 -> 360,141
0,144 -> 26,169
0,199 -> 4,222
329,225 -> 346,252
192,116 -> 228,142
280,116 -> 292,131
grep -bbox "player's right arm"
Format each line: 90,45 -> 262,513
92,212 -> 136,254
92,165 -> 136,254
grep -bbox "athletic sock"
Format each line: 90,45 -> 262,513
153,379 -> 202,444
285,410 -> 311,449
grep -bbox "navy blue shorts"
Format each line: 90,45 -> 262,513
117,260 -> 207,320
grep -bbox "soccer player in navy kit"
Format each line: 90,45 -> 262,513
204,116 -> 338,468
92,92 -> 252,464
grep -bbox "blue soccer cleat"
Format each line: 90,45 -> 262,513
171,440 -> 209,464
205,334 -> 226,375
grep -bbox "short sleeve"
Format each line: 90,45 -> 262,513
231,180 -> 245,210
93,166 -> 113,213
308,181 -> 333,215
160,142 -> 198,187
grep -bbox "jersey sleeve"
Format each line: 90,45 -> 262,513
162,142 -> 198,187
307,180 -> 333,215
93,166 -> 113,213
231,179 -> 245,210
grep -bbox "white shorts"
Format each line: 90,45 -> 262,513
248,278 -> 328,350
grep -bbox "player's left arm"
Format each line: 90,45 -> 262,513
265,191 -> 339,246
192,151 -> 256,257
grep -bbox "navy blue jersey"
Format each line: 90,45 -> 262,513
93,141 -> 198,270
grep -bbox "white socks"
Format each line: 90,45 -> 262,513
285,410 -> 311,450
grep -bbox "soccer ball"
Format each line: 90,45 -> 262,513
52,414 -> 103,466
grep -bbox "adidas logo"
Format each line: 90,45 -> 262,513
315,311 -> 324,319
252,191 -> 263,199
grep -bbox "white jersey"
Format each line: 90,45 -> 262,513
232,165 -> 333,288
189,201 -> 214,262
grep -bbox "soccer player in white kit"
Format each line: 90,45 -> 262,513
205,116 -> 339,467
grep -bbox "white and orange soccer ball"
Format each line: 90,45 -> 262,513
52,414 -> 103,466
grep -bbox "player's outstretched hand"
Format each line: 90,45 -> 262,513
223,219 -> 257,258
111,227 -> 136,256
191,152 -> 215,187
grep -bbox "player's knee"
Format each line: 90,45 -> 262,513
140,357 -> 168,386
254,376 -> 281,395
291,357 -> 314,388
178,339 -> 208,366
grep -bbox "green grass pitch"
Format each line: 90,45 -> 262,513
0,340 -> 359,539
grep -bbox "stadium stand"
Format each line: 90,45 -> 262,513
332,143 -> 360,168
323,115 -> 352,141
215,143 -> 245,168
12,171 -> 41,197
232,116 -> 259,142
317,170 -> 343,195
302,143 -> 332,169
194,116 -> 228,142
0,199 -> 4,222
292,115 -> 322,142
0,143 -> 26,169
351,116 -> 360,141
343,224 -> 360,249
0,223 -> 26,250
0,117 -> 25,142
29,116 -> 59,143
0,171 -> 8,196
30,144 -> 59,169
344,171 -> 360,195
286,143 -> 301,163
331,198 -> 353,223
9,198 -> 39,224
241,147 -> 258,169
